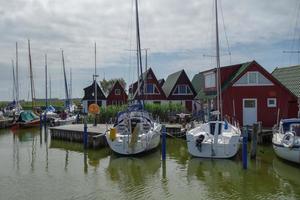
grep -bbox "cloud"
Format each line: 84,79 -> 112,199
0,0 -> 298,100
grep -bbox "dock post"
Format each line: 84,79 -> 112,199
40,113 -> 43,129
162,125 -> 166,161
43,113 -> 47,126
83,116 -> 88,149
242,126 -> 248,169
250,123 -> 258,159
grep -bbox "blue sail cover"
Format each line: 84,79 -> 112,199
45,105 -> 56,113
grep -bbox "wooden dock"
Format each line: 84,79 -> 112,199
163,123 -> 186,138
49,124 -> 113,149
0,118 -> 13,128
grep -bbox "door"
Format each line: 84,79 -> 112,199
243,99 -> 257,126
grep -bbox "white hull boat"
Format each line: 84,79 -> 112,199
106,105 -> 161,155
186,121 -> 241,158
51,115 -> 77,127
272,119 -> 300,164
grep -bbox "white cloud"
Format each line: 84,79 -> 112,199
0,0 -> 298,100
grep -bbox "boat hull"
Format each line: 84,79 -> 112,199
273,143 -> 300,164
186,134 -> 240,158
106,130 -> 161,155
13,119 -> 41,128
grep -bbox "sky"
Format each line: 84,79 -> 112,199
0,0 -> 300,101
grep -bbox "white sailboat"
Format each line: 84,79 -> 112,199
49,50 -> 76,126
186,0 -> 241,158
106,0 -> 162,155
272,119 -> 300,164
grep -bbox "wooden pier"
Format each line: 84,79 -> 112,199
0,118 -> 13,128
49,124 -> 113,149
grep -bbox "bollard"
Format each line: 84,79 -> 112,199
250,123 -> 258,159
83,116 -> 88,149
40,113 -> 43,129
162,125 -> 166,161
242,126 -> 248,169
43,113 -> 47,126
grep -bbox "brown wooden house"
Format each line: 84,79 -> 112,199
107,80 -> 128,106
129,68 -> 166,104
162,69 -> 196,112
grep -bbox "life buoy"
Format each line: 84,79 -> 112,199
282,132 -> 295,148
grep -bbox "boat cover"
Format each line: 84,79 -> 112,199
17,111 -> 39,123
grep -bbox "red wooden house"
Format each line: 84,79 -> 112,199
192,60 -> 298,127
129,68 -> 166,104
107,80 -> 128,106
162,69 -> 197,112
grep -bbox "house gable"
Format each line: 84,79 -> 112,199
82,80 -> 106,101
107,81 -> 128,105
163,70 -> 196,100
130,68 -> 166,100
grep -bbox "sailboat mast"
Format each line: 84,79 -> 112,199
215,0 -> 222,120
94,42 -> 98,106
45,54 -> 48,108
61,50 -> 70,109
69,68 -> 72,106
49,75 -> 52,105
12,60 -> 16,101
28,40 -> 35,109
135,0 -> 144,101
15,42 -> 19,106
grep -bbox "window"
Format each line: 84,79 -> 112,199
115,89 -> 121,95
173,85 -> 192,95
234,71 -> 273,86
244,100 -> 256,108
147,74 -> 153,80
267,98 -> 276,108
145,84 -> 159,94
204,72 -> 216,88
248,72 -> 257,84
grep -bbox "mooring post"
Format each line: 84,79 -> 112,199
43,113 -> 47,126
242,126 -> 248,169
162,125 -> 166,161
39,113 -> 43,129
250,123 -> 258,159
83,116 -> 88,149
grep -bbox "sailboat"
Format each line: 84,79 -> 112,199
272,119 -> 300,164
13,40 -> 40,128
186,0 -> 241,158
4,43 -> 22,118
105,0 -> 162,155
49,50 -> 77,126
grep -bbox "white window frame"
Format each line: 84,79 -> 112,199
115,89 -> 121,95
267,98 -> 277,108
204,72 -> 216,88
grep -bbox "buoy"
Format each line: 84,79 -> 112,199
88,103 -> 100,114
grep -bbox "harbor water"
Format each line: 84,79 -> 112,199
0,127 -> 299,200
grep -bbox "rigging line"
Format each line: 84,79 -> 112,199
220,0 -> 232,64
289,2 -> 300,65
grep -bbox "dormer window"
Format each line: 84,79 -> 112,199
204,72 -> 216,88
115,89 -> 121,95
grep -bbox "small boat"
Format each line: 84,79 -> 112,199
50,113 -> 77,126
13,111 -> 40,128
272,118 -> 300,164
186,121 -> 241,158
106,104 -> 162,155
